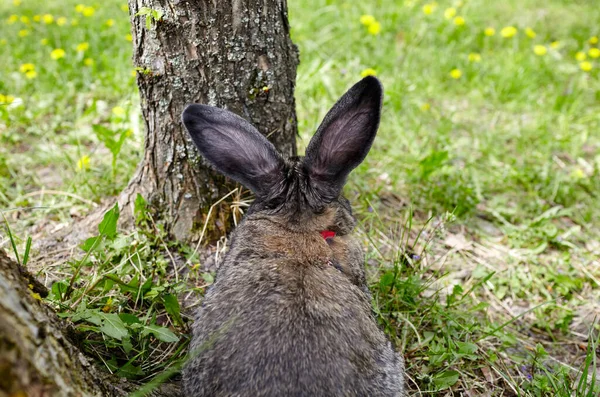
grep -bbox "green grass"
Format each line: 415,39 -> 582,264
1,0 -> 600,394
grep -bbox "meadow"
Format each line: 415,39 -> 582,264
1,0 -> 599,395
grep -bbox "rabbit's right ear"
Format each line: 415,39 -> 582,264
303,76 -> 383,202
182,104 -> 285,197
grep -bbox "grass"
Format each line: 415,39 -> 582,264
1,0 -> 599,394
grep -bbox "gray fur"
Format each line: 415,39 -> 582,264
182,77 -> 406,396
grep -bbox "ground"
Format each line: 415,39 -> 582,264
1,0 -> 599,395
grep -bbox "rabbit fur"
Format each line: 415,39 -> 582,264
181,76 -> 406,397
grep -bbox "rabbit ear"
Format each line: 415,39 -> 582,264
303,76 -> 383,202
182,104 -> 285,197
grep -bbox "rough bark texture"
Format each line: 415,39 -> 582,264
122,0 -> 299,241
0,249 -> 180,397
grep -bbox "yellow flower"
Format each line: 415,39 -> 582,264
82,6 -> 95,17
125,34 -> 133,42
56,17 -> 67,26
580,61 -> 592,72
360,15 -> 376,26
360,68 -> 377,77
76,42 -> 89,52
50,48 -> 65,60
550,41 -> 560,49
484,27 -> 496,36
533,45 -> 547,56
84,58 -> 94,66
20,15 -> 30,24
19,63 -> 35,73
368,22 -> 381,35
77,155 -> 91,170
121,4 -> 129,12
33,15 -> 41,22
131,69 -> 137,77
468,53 -> 482,62
0,94 -> 16,104
453,16 -> 465,26
112,106 -> 126,117
500,26 -> 517,38
25,70 -> 37,79
13,0 -> 22,5
449,68 -> 462,79
18,29 -> 30,37
525,27 -> 536,38
575,51 -> 586,61
75,4 -> 85,13
420,103 -> 431,111
422,3 -> 435,15
444,7 -> 456,20
590,36 -> 599,45
106,18 -> 115,27
589,48 -> 600,58
40,38 -> 49,45
8,15 -> 18,24
71,19 -> 79,26
42,14 -> 54,24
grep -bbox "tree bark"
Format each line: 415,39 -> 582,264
0,249 -> 180,397
122,0 -> 299,242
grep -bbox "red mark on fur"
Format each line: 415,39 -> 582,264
320,230 -> 336,240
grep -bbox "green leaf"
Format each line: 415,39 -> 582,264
456,341 -> 478,355
98,203 -> 119,239
117,362 -> 144,378
379,271 -> 395,287
163,294 -> 183,326
119,313 -> 141,325
81,236 -> 100,252
98,312 -> 128,340
433,370 -> 460,390
420,150 -> 449,179
141,324 -> 179,343
51,280 -> 69,301
134,193 -> 147,222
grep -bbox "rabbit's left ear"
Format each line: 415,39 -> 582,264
303,76 -> 383,202
182,104 -> 286,197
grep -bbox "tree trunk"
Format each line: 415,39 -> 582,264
0,250 -> 179,397
122,0 -> 299,242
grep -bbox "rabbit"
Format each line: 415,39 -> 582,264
181,76 -> 406,397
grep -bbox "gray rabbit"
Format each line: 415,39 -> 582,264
181,77 -> 406,396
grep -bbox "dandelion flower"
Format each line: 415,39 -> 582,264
112,106 -> 126,117
449,69 -> 462,79
50,48 -> 65,60
453,16 -> 465,26
33,15 -> 41,22
533,45 -> 547,56
420,103 -> 431,111
75,4 -> 85,13
0,94 -> 16,104
125,34 -> 133,42
589,48 -> 600,58
360,15 -> 376,26
19,63 -> 35,73
444,8 -> 456,20
20,15 -> 30,24
13,0 -> 21,5
484,27 -> 495,36
590,36 -> 599,45
367,21 -> 381,35
121,4 -> 129,12
42,14 -> 54,24
468,53 -> 482,62
40,38 -> 49,45
525,27 -> 536,38
84,58 -> 94,66
580,61 -> 592,72
360,68 -> 377,77
25,70 -> 37,79
56,17 -> 67,26
500,26 -> 517,38
575,52 -> 586,61
131,69 -> 137,77
550,41 -> 560,49
77,155 -> 91,170
76,42 -> 89,52
106,19 -> 115,27
71,19 -> 79,26
422,4 -> 435,15
18,29 -> 30,37
82,6 -> 95,17
8,15 -> 18,23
